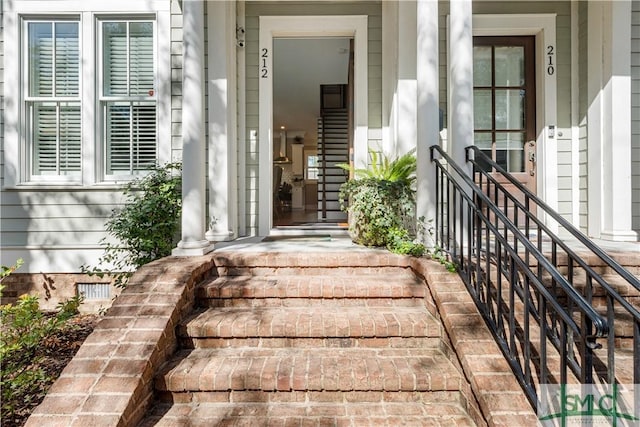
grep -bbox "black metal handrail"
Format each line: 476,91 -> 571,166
430,144 -> 612,408
466,146 -> 640,386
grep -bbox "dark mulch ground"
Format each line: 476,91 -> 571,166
2,314 -> 99,427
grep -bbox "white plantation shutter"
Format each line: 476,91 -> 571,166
102,20 -> 157,176
26,21 -> 80,177
129,22 -> 154,95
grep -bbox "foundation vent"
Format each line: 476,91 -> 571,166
77,283 -> 111,300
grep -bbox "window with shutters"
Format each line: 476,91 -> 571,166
24,20 -> 81,180
100,20 -> 157,178
8,8 -> 168,187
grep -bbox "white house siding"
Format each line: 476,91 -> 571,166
243,1 -> 382,236
0,1 -> 184,273
1,1 -> 5,191
632,0 -> 640,233
171,0 -> 185,163
578,0 -> 589,232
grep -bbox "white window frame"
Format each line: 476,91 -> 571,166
3,1 -> 171,188
22,18 -> 82,183
98,16 -> 159,180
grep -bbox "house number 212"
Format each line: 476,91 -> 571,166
547,46 -> 555,76
261,48 -> 269,78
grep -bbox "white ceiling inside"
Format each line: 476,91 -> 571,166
273,37 -> 351,145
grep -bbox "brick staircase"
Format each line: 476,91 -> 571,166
138,258 -> 481,425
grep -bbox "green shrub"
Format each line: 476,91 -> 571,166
82,162 -> 182,287
0,293 -> 83,423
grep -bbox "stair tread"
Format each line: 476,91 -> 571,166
139,401 -> 476,426
156,347 -> 464,393
179,306 -> 441,339
197,274 -> 427,299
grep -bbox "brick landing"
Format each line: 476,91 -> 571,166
26,250 -> 536,427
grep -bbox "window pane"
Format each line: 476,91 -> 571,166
473,132 -> 493,172
495,132 -> 525,173
473,46 -> 492,87
55,23 -> 79,96
129,22 -> 154,96
103,22 -> 128,96
33,103 -> 57,173
59,104 -> 81,171
495,89 -> 524,130
473,89 -> 492,130
106,101 -> 156,174
31,102 -> 81,175
495,46 -> 524,87
29,23 -> 53,97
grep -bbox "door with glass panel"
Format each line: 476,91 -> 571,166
473,36 -> 536,197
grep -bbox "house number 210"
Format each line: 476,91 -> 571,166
261,48 -> 269,78
547,45 -> 555,76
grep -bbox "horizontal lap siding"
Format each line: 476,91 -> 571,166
578,1 -> 588,232
1,6 -> 4,190
244,1 -> 382,236
633,0 -> 640,233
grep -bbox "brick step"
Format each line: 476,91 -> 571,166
199,297 -> 428,308
139,396 -> 476,426
196,274 -> 426,300
178,307 -> 442,346
525,252 -> 640,276
155,348 -> 465,395
210,254 -> 417,274
539,271 -> 640,299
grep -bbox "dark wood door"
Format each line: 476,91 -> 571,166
473,36 -> 537,194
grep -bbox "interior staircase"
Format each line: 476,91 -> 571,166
317,110 -> 349,223
138,256 -> 480,425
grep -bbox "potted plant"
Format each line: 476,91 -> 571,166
338,149 -> 425,256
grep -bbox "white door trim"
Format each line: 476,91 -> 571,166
258,15 -> 368,236
472,14 -> 558,230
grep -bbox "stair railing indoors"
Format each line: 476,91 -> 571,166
429,144 -> 640,410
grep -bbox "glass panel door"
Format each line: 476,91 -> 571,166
473,36 -> 536,193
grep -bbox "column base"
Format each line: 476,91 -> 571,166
172,240 -> 215,256
600,229 -> 639,242
205,230 -> 236,242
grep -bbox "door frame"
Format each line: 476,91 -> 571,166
258,15 -> 368,236
472,14 -> 558,229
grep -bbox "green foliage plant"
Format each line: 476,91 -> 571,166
82,162 -> 182,287
338,149 -> 421,251
0,257 -> 84,424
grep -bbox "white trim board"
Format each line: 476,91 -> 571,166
258,15 -> 368,236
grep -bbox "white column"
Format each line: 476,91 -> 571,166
396,0 -> 418,157
588,1 -> 637,241
416,0 -> 439,245
205,1 -> 237,243
448,0 -> 474,170
173,0 -> 214,255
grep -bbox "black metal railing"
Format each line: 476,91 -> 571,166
429,144 -> 629,409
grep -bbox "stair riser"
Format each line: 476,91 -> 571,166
197,298 -> 428,308
213,267 -> 417,277
179,336 -> 442,350
156,390 -> 469,406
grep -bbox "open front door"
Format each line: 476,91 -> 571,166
473,36 -> 537,195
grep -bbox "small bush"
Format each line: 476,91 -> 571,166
82,162 -> 182,287
0,293 -> 84,425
